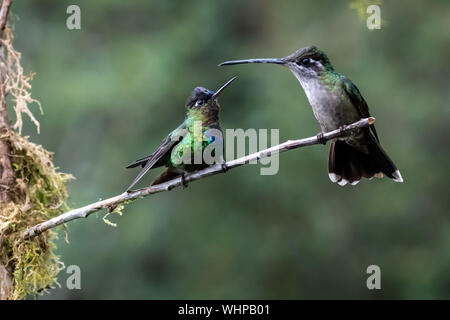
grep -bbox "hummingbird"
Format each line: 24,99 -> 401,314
125,77 -> 236,191
219,46 -> 403,185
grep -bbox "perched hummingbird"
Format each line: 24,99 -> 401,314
219,46 -> 403,186
125,77 -> 236,191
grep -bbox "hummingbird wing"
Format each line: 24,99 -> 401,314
342,79 -> 379,142
125,124 -> 186,191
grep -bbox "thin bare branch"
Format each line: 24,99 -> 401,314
22,117 -> 375,240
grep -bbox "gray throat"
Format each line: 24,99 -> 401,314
289,71 -> 359,134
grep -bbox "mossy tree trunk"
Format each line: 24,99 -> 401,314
0,74 -> 15,298
0,0 -> 14,300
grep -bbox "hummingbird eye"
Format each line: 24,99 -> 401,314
194,99 -> 205,107
298,58 -> 311,66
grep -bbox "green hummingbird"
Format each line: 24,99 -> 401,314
125,77 -> 236,191
219,46 -> 403,186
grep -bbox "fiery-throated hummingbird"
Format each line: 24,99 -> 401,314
125,77 -> 236,191
219,46 -> 403,186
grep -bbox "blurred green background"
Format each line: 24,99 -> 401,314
10,0 -> 450,299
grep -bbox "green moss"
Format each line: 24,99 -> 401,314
0,132 -> 73,299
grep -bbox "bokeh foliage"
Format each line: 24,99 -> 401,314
10,0 -> 450,298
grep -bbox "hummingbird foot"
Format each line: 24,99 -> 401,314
221,161 -> 228,172
108,204 -> 118,213
181,173 -> 189,189
316,132 -> 327,145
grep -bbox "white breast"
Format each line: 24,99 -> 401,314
295,76 -> 359,133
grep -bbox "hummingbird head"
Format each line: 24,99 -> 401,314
282,46 -> 334,79
186,77 -> 237,111
219,46 -> 334,80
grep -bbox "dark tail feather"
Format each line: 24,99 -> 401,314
328,133 -> 403,186
126,160 -> 155,191
151,169 -> 180,186
125,155 -> 152,169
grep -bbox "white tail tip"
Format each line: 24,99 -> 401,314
329,172 -> 360,186
329,173 -> 339,183
392,170 -> 404,183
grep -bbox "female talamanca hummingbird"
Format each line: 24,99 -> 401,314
219,46 -> 403,186
125,77 -> 236,191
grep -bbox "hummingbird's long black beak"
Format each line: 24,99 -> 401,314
212,76 -> 237,100
219,58 -> 285,66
